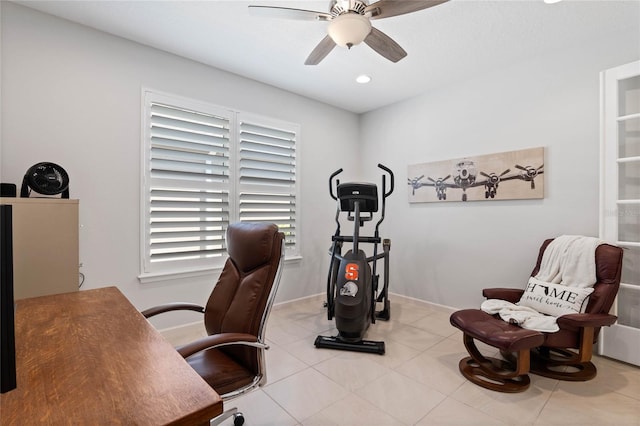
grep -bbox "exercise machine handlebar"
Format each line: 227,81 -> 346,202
377,163 -> 394,199
329,168 -> 343,201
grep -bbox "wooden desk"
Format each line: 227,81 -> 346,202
0,287 -> 222,425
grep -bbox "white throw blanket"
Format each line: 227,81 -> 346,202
535,235 -> 603,287
481,235 -> 603,332
481,299 -> 559,332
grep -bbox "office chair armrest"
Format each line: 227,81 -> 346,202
556,313 -> 618,329
177,333 -> 268,359
141,303 -> 205,319
482,288 -> 524,304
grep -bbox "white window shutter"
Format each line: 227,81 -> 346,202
238,115 -> 299,253
143,93 -> 233,274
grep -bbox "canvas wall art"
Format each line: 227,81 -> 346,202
408,147 -> 544,203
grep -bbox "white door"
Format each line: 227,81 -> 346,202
599,60 -> 640,366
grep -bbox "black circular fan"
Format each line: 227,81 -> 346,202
20,162 -> 70,198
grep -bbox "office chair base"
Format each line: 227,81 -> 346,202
314,335 -> 385,355
210,407 -> 244,426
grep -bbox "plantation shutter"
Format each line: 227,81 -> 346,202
238,115 -> 298,252
143,95 -> 233,274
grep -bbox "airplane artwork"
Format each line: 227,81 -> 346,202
407,147 -> 544,203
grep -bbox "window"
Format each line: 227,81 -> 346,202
238,115 -> 298,250
140,91 -> 299,280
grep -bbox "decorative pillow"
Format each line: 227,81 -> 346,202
517,277 -> 594,317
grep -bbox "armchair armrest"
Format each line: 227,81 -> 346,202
482,288 -> 524,304
177,333 -> 268,359
557,313 -> 618,329
141,303 -> 205,319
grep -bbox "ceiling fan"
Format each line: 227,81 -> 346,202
248,0 -> 449,65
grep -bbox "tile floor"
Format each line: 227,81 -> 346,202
162,296 -> 640,426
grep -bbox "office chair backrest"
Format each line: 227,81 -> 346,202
530,238 -> 623,316
203,222 -> 284,374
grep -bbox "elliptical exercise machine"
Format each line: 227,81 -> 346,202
315,164 -> 394,355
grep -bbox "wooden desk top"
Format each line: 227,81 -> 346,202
0,287 -> 222,425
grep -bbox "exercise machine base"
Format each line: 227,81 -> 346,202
314,335 -> 385,355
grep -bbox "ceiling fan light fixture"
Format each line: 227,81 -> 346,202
327,13 -> 372,48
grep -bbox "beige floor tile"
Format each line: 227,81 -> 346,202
451,374 -> 557,425
588,355 -> 640,401
295,312 -> 337,335
395,338 -> 468,395
263,367 -> 349,421
265,320 -> 316,346
367,338 -> 421,370
446,328 -> 464,341
416,398 -> 508,426
410,312 -> 459,338
355,371 -> 447,425
281,297 -> 326,316
269,306 -> 318,327
283,337 -> 340,366
302,393 -> 404,426
384,322 -> 447,351
264,341 -> 308,384
314,352 -> 392,391
535,381 -> 640,425
390,302 -> 434,324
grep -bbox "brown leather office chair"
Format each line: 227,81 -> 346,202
143,222 -> 285,426
482,238 -> 623,382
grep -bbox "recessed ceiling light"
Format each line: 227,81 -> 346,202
356,74 -> 371,84
543,0 -> 562,4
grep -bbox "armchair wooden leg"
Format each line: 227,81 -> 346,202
529,327 -> 597,381
459,334 -> 532,393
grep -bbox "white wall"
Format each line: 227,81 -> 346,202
0,3 -> 360,328
2,2 -> 638,330
359,28 -> 640,309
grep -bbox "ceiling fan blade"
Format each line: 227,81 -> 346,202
364,27 -> 407,63
305,35 -> 336,65
248,5 -> 331,21
366,0 -> 449,20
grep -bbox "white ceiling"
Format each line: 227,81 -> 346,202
14,0 -> 640,113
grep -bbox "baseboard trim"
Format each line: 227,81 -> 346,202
388,292 -> 457,314
272,293 -> 324,310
